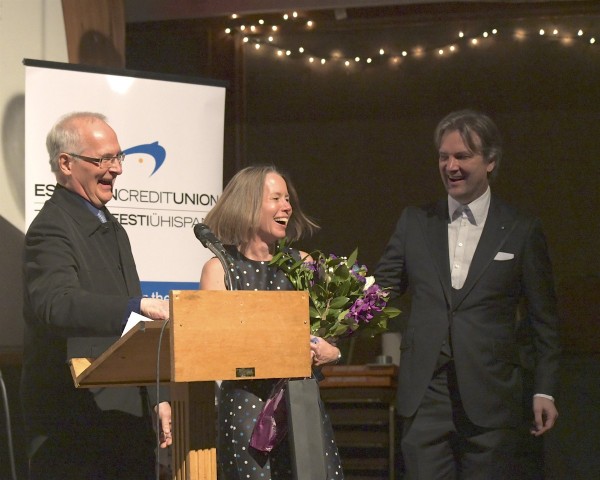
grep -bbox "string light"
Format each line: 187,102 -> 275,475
222,12 -> 597,71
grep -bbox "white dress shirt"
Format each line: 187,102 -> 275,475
446,187 -> 554,402
447,187 -> 490,289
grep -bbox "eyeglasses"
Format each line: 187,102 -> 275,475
67,153 -> 126,168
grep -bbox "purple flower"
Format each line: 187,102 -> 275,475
303,261 -> 318,286
350,263 -> 367,283
345,284 -> 387,324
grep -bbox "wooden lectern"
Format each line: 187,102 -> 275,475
70,290 -> 311,480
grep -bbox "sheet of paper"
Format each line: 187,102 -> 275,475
121,311 -> 153,337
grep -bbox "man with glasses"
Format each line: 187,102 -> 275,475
21,112 -> 172,479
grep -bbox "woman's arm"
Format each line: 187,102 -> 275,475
200,257 -> 227,290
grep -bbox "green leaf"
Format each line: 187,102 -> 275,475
347,248 -> 358,267
383,307 -> 402,318
269,250 -> 285,264
329,295 -> 350,309
332,324 -> 349,336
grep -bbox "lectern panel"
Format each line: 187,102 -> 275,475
170,290 -> 311,382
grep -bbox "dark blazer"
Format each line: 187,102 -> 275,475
21,184 -> 153,454
375,195 -> 560,429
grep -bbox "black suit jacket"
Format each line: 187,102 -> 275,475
21,185 -> 155,454
375,195 -> 560,428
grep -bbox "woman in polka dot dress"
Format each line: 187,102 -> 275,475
200,165 -> 344,480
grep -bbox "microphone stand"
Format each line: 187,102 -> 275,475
204,242 -> 237,291
194,223 -> 237,291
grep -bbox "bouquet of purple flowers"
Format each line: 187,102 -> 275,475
270,243 -> 400,339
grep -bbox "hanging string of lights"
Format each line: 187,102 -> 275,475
223,11 -> 597,69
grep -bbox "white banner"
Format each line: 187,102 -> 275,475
24,60 -> 225,298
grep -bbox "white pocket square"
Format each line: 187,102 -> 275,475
494,252 -> 514,261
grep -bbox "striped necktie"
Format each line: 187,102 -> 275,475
97,209 -> 107,223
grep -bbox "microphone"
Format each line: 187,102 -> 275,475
194,223 -> 225,252
193,223 -> 237,290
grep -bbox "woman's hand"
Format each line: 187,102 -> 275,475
310,336 -> 341,366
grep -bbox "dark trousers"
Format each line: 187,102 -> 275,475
28,411 -> 156,480
400,362 -> 525,480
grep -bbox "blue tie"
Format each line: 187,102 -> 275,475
97,209 -> 107,223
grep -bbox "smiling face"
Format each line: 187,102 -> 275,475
438,129 -> 495,204
59,118 -> 122,208
257,172 -> 292,244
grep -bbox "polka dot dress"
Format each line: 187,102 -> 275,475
217,247 -> 344,480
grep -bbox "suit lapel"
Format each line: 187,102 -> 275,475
423,200 -> 453,307
453,196 -> 518,309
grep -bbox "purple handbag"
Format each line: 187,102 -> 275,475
249,379 -> 289,452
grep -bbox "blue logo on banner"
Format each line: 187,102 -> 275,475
141,281 -> 200,300
123,141 -> 166,176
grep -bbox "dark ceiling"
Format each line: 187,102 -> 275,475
124,0 -> 599,24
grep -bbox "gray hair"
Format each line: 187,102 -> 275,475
46,112 -> 108,173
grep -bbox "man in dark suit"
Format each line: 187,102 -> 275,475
375,110 -> 560,479
21,112 -> 173,479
